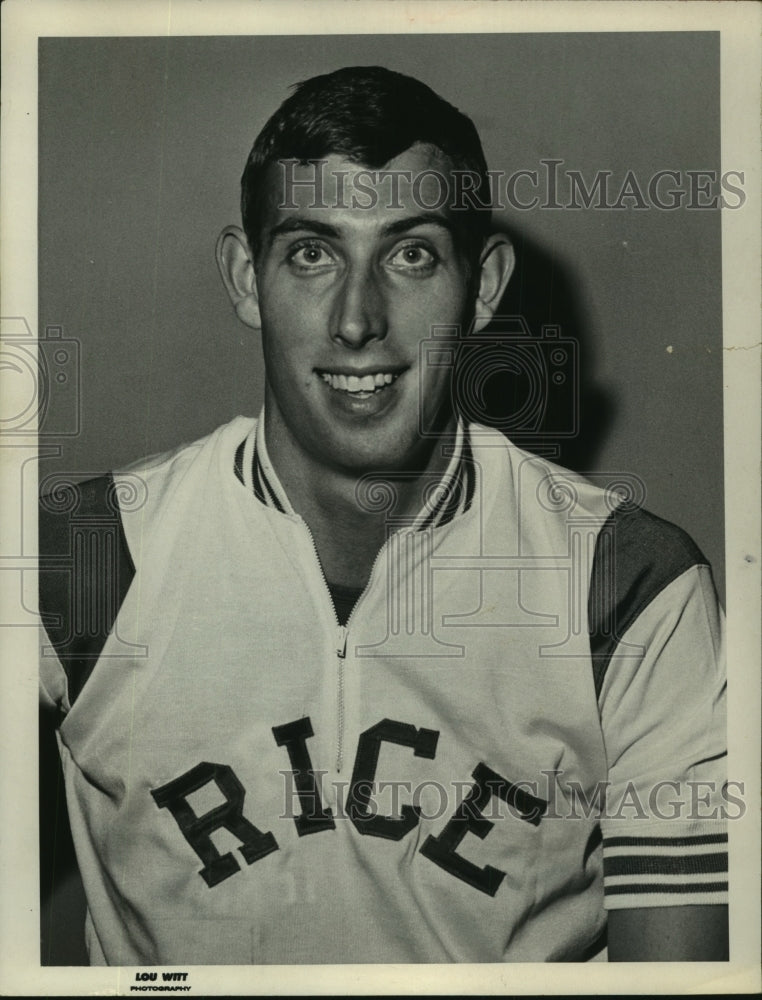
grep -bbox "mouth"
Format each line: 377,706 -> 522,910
317,370 -> 403,398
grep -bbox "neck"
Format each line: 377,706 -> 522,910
262,403 -> 458,588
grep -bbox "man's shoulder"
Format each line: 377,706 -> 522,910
595,502 -> 708,570
38,417 -> 256,707
116,415 -> 255,482
112,415 -> 256,526
587,500 -> 713,697
39,416 -> 255,513
38,470 -> 135,706
39,416 -> 256,557
466,424 -> 620,526
468,425 -> 709,562
464,426 -> 715,675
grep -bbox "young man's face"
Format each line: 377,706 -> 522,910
236,145 -> 497,475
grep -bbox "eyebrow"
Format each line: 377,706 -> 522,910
266,212 -> 456,247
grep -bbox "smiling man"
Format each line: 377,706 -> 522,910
39,66 -> 728,965
216,142 -> 512,592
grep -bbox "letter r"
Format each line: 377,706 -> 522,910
151,762 -> 279,887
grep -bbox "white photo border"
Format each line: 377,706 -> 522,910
1,0 -> 759,995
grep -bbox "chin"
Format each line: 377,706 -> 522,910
327,432 -> 434,478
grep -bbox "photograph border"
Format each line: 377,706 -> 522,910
2,1 -> 760,995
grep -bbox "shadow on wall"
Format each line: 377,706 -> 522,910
454,223 -> 614,474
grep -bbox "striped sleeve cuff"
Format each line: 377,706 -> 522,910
602,829 -> 728,909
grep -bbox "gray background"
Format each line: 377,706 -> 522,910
38,32 -> 724,965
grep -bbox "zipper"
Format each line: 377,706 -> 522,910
335,624 -> 348,773
295,517 -> 394,774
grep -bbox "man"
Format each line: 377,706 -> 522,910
39,66 -> 728,964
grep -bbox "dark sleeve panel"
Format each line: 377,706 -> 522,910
588,505 -> 709,698
39,474 -> 135,706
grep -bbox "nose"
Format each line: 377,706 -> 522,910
331,264 -> 388,348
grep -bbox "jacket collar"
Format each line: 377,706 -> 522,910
235,408 -> 474,531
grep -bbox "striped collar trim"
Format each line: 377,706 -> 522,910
235,410 -> 474,531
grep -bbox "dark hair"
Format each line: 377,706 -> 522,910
240,66 -> 492,256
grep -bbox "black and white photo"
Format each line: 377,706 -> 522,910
1,1 -> 759,995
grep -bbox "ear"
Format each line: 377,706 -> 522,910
215,225 -> 262,330
471,233 -> 515,334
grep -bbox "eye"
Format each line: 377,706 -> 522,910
288,241 -> 336,270
388,242 -> 438,271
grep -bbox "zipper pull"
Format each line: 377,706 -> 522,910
336,625 -> 348,659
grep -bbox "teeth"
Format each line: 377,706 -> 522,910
320,372 -> 399,392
